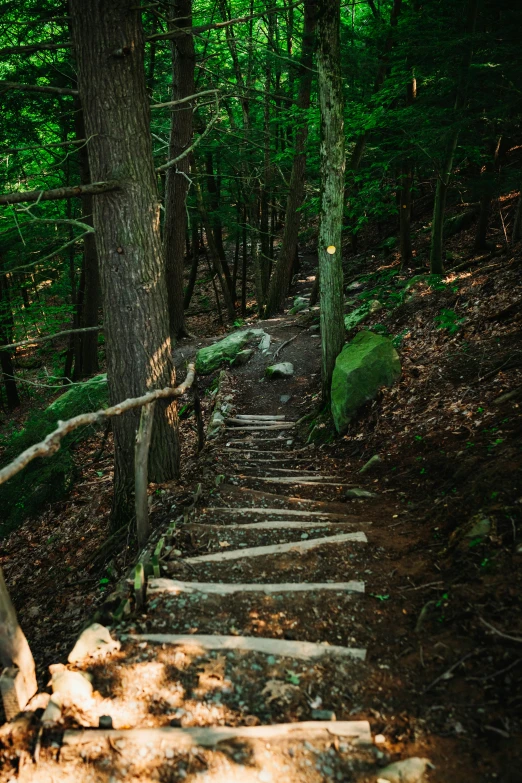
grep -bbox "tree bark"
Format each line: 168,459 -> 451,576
264,0 -> 316,316
163,0 -> 195,340
317,0 -> 345,401
70,0 -> 180,528
0,568 -> 37,714
0,275 -> 20,411
430,0 -> 478,274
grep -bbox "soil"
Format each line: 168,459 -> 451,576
1,225 -> 522,782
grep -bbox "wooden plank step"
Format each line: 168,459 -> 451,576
184,532 -> 367,564
148,578 -> 365,595
234,474 -> 343,482
225,441 -> 297,447
124,633 -> 367,661
201,507 -> 352,519
223,454 -> 313,462
62,720 -> 372,750
225,424 -> 295,431
236,476 -> 353,487
235,414 -> 287,421
233,466 -> 323,474
188,520 -> 357,531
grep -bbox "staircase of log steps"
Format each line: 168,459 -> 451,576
45,412 -> 383,781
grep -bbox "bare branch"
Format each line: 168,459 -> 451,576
479,616 -> 522,644
0,180 -> 120,206
0,81 -> 78,97
155,97 -> 220,174
150,89 -> 220,110
0,363 -> 196,488
6,230 -> 93,275
0,326 -> 102,353
1,139 -> 87,155
0,41 -> 71,56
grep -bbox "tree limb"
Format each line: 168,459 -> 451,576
0,363 -> 196,488
0,326 -> 102,353
155,97 -> 220,174
1,138 -> 87,155
0,80 -> 78,97
150,88 -> 220,110
0,180 -> 120,206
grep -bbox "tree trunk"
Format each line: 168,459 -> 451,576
0,567 -> 37,715
430,0 -> 478,274
163,0 -> 195,340
70,0 -> 180,529
264,0 -> 316,316
0,275 -> 20,411
512,189 -> 522,244
474,136 -> 502,252
317,0 -> 345,401
183,221 -> 200,310
74,103 -> 100,377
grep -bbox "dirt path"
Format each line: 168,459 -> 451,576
2,319 -> 518,782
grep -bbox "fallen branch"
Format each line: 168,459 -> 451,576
479,616 -> 522,644
424,649 -> 481,693
155,96 -> 220,174
0,180 -> 120,206
0,325 -> 102,353
272,331 -> 301,360
0,363 -> 195,488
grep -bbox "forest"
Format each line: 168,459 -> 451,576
0,0 -> 521,781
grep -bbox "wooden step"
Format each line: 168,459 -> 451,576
188,519 -> 358,531
201,507 -> 353,519
62,720 -> 372,751
225,424 -> 295,431
235,414 -> 287,421
183,532 -> 367,564
124,633 -> 367,661
148,578 -> 365,595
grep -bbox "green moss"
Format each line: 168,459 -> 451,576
0,374 -> 108,535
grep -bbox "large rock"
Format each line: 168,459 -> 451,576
196,329 -> 265,374
68,622 -> 120,663
375,757 -> 432,783
266,362 -> 294,379
331,331 -> 401,434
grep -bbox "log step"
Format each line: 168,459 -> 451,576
201,507 -> 352,519
235,414 -> 288,421
124,633 -> 367,661
183,531 -> 367,564
62,720 -> 372,750
188,520 -> 358,530
148,578 -> 365,595
225,424 -> 295,431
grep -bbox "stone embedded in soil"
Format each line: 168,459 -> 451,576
68,622 -> 121,663
51,670 -> 93,705
232,348 -> 255,366
196,328 -> 265,374
265,362 -> 294,378
375,757 -> 433,783
345,488 -> 377,499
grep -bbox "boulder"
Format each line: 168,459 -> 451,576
375,757 -> 433,783
196,329 -> 265,374
331,331 -> 401,433
266,362 -> 294,379
68,622 -> 120,664
289,296 -> 308,314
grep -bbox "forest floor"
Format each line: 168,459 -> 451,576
1,219 -> 522,782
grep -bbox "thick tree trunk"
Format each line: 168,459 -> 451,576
0,276 -> 20,411
74,104 -> 100,377
317,0 -> 345,401
70,0 -> 180,528
163,0 -> 195,340
264,0 -> 316,316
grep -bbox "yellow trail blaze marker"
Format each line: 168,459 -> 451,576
326,245 -> 336,254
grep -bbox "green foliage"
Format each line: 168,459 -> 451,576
434,308 -> 466,334
0,375 -> 108,535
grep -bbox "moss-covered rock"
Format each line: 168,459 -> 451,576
331,331 -> 401,434
265,362 -> 294,378
195,329 -> 265,374
0,375 -> 108,534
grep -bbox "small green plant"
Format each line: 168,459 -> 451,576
233,318 -> 246,328
434,308 -> 465,334
392,329 -> 409,348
